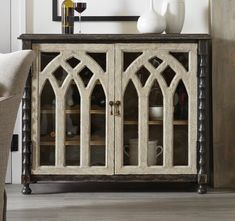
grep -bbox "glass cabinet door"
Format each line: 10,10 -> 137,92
32,44 -> 114,175
40,80 -> 56,166
31,43 -> 198,176
65,80 -> 81,166
115,44 -> 198,175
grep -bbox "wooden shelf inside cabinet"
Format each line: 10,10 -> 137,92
41,109 -> 55,114
40,135 -> 105,146
66,135 -> 105,146
41,107 -> 105,115
90,110 -> 105,115
172,120 -> 188,125
124,120 -> 188,125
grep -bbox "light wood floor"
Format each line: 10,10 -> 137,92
5,184 -> 235,221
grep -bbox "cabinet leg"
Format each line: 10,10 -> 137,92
22,184 -> 32,195
198,184 -> 207,194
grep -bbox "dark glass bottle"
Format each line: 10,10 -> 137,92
61,0 -> 74,34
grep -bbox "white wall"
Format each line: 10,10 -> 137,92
27,0 -> 209,34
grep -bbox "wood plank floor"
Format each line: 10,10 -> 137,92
5,184 -> 235,221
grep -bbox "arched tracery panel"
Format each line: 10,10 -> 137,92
65,80 -> 81,166
39,80 -> 56,166
32,44 -> 114,175
90,80 -> 106,167
173,80 -> 189,166
115,43 -> 197,175
123,80 -> 139,166
31,43 -> 197,177
148,80 -> 164,166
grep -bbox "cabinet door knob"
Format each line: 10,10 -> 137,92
114,101 -> 121,116
109,101 -> 114,115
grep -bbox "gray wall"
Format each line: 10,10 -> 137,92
212,0 -> 235,187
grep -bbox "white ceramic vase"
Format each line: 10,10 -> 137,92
163,0 -> 185,34
137,0 -> 166,34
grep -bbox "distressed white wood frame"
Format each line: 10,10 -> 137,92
31,43 -> 197,176
31,44 -> 115,175
115,43 -> 198,175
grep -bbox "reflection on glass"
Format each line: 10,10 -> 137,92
149,80 -> 163,120
174,80 -> 188,120
161,66 -> 176,87
90,81 -> 106,166
148,80 -> 163,166
86,52 -> 107,72
90,146 -> 105,166
40,80 -> 56,166
169,52 -> 189,72
135,66 -> 151,87
123,52 -> 142,72
41,52 -> 60,71
123,81 -> 139,166
149,56 -> 163,69
40,146 -> 55,166
40,80 -> 56,112
66,57 -> 81,69
52,66 -> 68,87
78,66 -> 93,87
173,80 -> 188,166
65,80 -> 81,166
66,146 -> 80,166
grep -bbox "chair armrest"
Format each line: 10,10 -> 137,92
0,96 -> 14,102
0,95 -> 20,106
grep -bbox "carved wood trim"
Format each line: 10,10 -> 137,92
197,40 -> 209,194
22,40 -> 33,194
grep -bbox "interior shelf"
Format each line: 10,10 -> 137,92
124,120 -> 188,125
40,135 -> 105,146
41,108 -> 105,115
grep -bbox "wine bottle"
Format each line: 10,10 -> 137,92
61,0 -> 74,34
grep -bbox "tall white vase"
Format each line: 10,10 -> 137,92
163,0 -> 185,34
137,0 -> 166,34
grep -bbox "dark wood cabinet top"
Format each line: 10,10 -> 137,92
19,34 -> 210,44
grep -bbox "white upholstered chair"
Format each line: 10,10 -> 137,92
0,50 -> 34,221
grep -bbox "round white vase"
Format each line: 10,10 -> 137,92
163,0 -> 185,34
137,0 -> 166,34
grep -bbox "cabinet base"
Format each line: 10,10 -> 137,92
198,184 -> 207,194
22,184 -> 32,195
30,174 -> 198,183
22,174 -> 207,194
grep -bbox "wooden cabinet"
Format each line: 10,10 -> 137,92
19,34 -> 211,194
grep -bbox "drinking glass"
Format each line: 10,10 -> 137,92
74,1 -> 87,34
